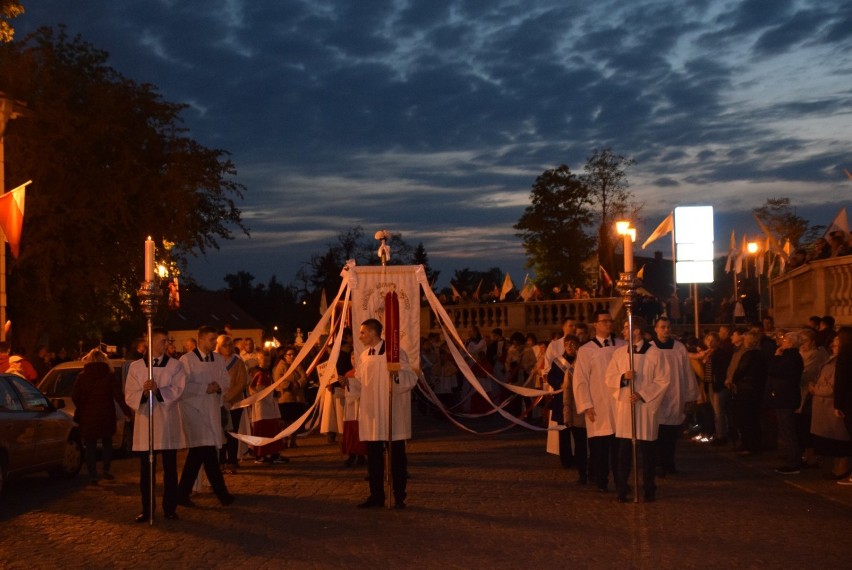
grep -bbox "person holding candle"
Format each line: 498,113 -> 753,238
125,327 -> 186,522
343,318 -> 417,509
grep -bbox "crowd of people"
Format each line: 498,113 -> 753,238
418,311 -> 852,502
25,304 -> 852,516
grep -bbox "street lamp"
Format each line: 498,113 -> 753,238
615,219 -> 639,503
747,241 -> 761,319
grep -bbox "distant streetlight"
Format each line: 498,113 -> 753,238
747,241 -> 762,319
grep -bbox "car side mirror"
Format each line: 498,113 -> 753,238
51,398 -> 66,410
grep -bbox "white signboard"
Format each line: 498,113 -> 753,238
675,206 -> 714,284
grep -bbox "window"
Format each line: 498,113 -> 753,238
0,379 -> 24,411
9,376 -> 51,412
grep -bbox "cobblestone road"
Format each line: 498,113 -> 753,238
1,412 -> 850,569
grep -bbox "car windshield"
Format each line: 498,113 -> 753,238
39,369 -> 80,397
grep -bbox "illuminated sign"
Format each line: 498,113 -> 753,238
674,206 -> 714,284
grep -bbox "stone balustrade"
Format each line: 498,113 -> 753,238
420,297 -> 623,339
771,256 -> 852,329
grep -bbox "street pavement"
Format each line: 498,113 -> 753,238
1,411 -> 850,569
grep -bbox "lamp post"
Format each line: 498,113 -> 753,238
747,241 -> 760,320
615,220 -> 640,503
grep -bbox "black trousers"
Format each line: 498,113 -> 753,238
139,449 -> 178,516
366,440 -> 407,502
178,445 -> 231,502
588,434 -> 618,491
732,392 -> 762,452
558,428 -> 574,468
568,426 -> 588,482
656,423 -> 680,472
615,438 -> 657,499
221,408 -> 243,465
85,436 -> 113,477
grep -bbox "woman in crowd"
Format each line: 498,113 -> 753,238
72,349 -> 126,483
248,355 -> 287,464
275,346 -> 307,449
798,328 -> 829,467
810,335 -> 850,479
726,330 -> 766,455
765,332 -> 805,474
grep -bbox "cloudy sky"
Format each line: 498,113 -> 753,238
14,0 -> 852,290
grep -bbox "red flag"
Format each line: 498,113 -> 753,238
0,181 -> 30,259
599,264 -> 613,288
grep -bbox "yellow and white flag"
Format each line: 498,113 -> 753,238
499,273 -> 514,300
642,211 -> 673,249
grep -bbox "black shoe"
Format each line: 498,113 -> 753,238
394,500 -> 407,509
135,513 -> 149,523
102,472 -> 115,481
344,455 -> 356,467
164,511 -> 179,520
643,493 -> 656,503
177,497 -> 196,508
220,494 -> 235,506
357,497 -> 384,509
576,478 -> 588,486
615,495 -> 629,503
356,455 -> 367,466
597,486 -> 608,493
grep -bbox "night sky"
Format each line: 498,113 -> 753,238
13,0 -> 852,289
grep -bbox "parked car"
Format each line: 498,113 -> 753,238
0,373 -> 83,495
37,359 -> 134,455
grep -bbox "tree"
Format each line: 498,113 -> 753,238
514,165 -> 596,290
582,148 -> 639,279
300,226 -> 419,298
0,27 -> 247,351
753,197 -> 823,250
412,242 -> 439,287
0,0 -> 23,43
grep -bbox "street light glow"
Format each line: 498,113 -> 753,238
747,241 -> 758,254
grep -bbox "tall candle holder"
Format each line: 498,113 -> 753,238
616,220 -> 640,503
137,279 -> 161,525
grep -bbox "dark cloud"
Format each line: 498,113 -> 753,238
13,0 -> 851,288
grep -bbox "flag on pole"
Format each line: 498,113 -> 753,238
472,278 -> 483,302
519,275 -> 535,302
756,237 -> 766,275
725,229 -> 736,273
823,206 -> 849,238
779,239 -> 791,273
450,283 -> 462,302
599,264 -> 613,288
490,283 -> 500,299
641,211 -> 674,249
0,180 -> 30,259
636,264 -> 645,279
500,273 -> 514,300
752,213 -> 783,254
735,235 -> 747,275
319,288 -> 328,316
844,168 -> 852,183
